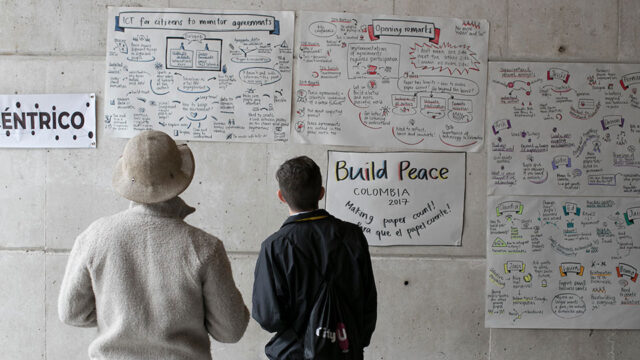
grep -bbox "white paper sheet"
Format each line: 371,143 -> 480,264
485,196 -> 640,329
488,62 -> 640,196
325,151 -> 465,246
105,8 -> 294,142
0,94 -> 96,148
292,12 -> 488,151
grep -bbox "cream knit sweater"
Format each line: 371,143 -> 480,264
58,197 -> 249,359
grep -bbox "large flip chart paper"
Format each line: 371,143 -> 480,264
105,8 -> 294,143
293,12 -> 488,151
486,62 -> 640,329
488,62 -> 640,196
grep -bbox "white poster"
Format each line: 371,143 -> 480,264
105,7 -> 294,142
0,94 -> 96,148
488,62 -> 640,196
292,12 -> 488,151
326,151 -> 465,246
486,196 -> 640,329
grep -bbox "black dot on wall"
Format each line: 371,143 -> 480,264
52,105 -> 56,110
558,46 -> 566,53
73,135 -> 77,140
86,102 -> 90,107
88,131 -> 94,139
55,135 -> 59,141
35,103 -> 39,109
404,280 -> 409,286
16,102 -> 21,108
31,131 -> 35,136
5,131 -> 10,136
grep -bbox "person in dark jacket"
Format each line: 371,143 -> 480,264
252,155 -> 377,360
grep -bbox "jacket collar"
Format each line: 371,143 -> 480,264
129,196 -> 196,219
282,209 -> 330,227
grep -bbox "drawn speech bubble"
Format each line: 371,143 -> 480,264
231,56 -> 271,64
239,67 -> 282,86
308,21 -> 337,37
551,293 -> 586,319
184,32 -> 206,43
398,76 -> 479,96
410,42 -> 481,75
448,110 -> 472,123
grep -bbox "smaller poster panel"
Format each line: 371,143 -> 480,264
486,196 -> 640,329
0,94 -> 96,148
326,151 -> 465,246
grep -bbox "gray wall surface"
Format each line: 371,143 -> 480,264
0,0 -> 638,359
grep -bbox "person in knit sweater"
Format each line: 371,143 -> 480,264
58,130 -> 249,359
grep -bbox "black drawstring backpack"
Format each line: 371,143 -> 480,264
287,236 -> 362,360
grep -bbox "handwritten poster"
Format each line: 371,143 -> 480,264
325,151 -> 465,246
488,62 -> 640,196
486,196 -> 640,329
0,94 -> 96,148
105,7 -> 294,142
292,12 -> 488,151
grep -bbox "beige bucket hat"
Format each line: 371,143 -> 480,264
113,130 -> 195,204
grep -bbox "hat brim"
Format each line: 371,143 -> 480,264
112,144 -> 195,204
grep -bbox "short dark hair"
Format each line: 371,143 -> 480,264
276,156 -> 322,212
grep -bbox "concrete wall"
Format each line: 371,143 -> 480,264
0,0 -> 638,359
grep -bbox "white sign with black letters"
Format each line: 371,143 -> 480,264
326,151 -> 465,246
0,93 -> 96,148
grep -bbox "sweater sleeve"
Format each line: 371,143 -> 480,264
201,240 -> 249,343
251,240 -> 288,333
58,228 -> 97,327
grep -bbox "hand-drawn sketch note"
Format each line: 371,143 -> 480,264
486,196 -> 640,329
0,94 -> 96,148
326,151 -> 465,246
488,62 -> 640,195
105,8 -> 294,142
292,12 -> 488,151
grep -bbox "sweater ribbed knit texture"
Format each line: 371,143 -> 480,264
58,197 -> 249,359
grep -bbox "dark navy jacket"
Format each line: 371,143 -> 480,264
252,209 -> 377,360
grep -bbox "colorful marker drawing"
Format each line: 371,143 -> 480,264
292,12 -> 488,151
